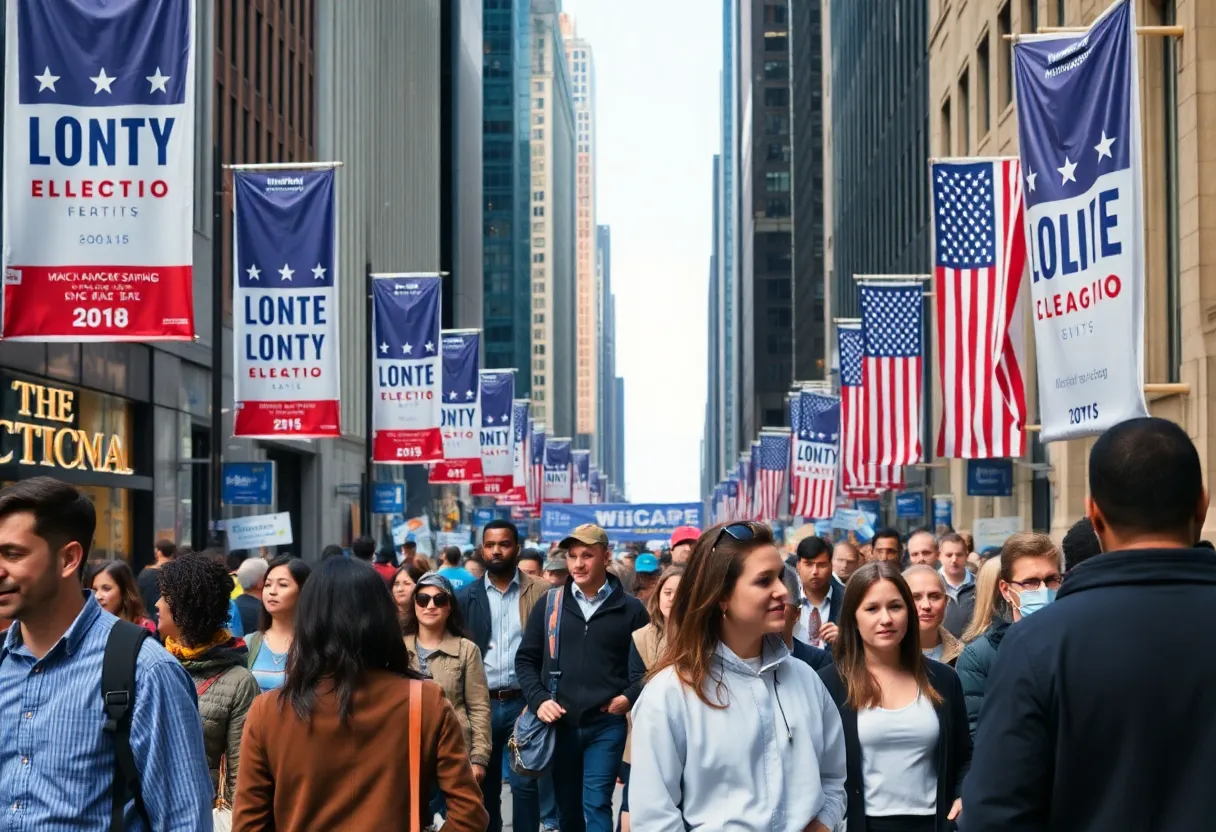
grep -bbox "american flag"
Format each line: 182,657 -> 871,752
529,424 -> 545,508
839,323 -> 904,494
793,390 -> 840,520
735,457 -> 750,521
755,432 -> 790,523
747,441 -> 761,520
859,283 -> 924,467
724,475 -> 739,520
932,160 -> 1027,459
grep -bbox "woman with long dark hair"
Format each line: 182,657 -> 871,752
247,556 -> 311,693
628,523 -> 847,832
232,557 -> 488,831
818,561 -> 971,832
90,560 -> 156,633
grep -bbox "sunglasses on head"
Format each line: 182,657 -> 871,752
414,592 -> 450,609
713,522 -> 756,548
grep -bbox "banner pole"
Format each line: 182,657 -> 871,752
208,121 -> 225,547
362,235 -> 374,538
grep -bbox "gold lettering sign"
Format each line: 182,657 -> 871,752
0,381 -> 132,474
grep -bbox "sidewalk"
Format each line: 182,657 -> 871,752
497,782 -> 623,830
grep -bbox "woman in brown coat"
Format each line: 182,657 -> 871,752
233,558 -> 488,832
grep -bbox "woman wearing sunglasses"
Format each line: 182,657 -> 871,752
628,522 -> 848,832
818,561 -> 971,832
403,573 -> 492,826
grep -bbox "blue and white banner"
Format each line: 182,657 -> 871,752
472,370 -> 515,496
430,330 -> 482,483
933,494 -> 955,534
572,450 -> 592,504
966,458 -> 1014,497
1013,0 -> 1148,441
543,437 -> 572,503
589,467 -> 602,504
541,503 -> 705,544
371,275 -> 444,463
233,168 -> 340,439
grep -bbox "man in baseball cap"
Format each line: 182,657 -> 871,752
669,526 -> 701,565
559,523 -> 610,550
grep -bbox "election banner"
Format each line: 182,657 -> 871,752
3,0 -> 197,340
933,494 -> 955,534
232,168 -> 340,438
1013,0 -> 1149,441
590,468 -> 602,504
371,275 -> 443,463
497,400 -> 531,504
527,422 -> 545,508
223,511 -> 293,552
429,330 -> 483,483
543,436 -> 572,504
793,390 -> 841,520
471,370 -> 515,496
541,502 -> 704,544
572,450 -> 591,505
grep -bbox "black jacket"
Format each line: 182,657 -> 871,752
954,619 -> 1009,739
515,575 -> 648,725
819,660 -> 971,832
233,592 -> 262,636
791,638 -> 834,671
136,565 -> 161,621
963,547 -> 1216,832
942,580 -> 975,637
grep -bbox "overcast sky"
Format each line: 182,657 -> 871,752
560,0 -> 720,503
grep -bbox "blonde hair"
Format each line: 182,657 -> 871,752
961,556 -> 1006,643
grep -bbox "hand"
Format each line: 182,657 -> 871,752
537,699 -> 566,723
471,764 -> 486,783
819,622 -> 839,644
803,820 -> 830,832
602,695 -> 631,716
948,798 -> 963,821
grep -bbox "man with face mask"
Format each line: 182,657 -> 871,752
965,417 -> 1216,832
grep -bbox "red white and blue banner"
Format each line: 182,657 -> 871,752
572,450 -> 591,505
471,370 -> 515,496
371,275 -> 443,463
1013,0 -> 1148,440
541,502 -> 704,544
3,0 -> 196,340
497,400 -> 531,505
430,330 -> 483,483
840,322 -> 904,494
793,390 -> 840,520
754,431 -> 790,524
543,437 -> 573,504
859,282 -> 924,466
589,467 -> 602,504
232,168 -> 340,438
528,423 -> 545,507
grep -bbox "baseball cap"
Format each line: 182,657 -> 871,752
635,553 -> 660,574
670,526 -> 701,548
560,523 -> 609,550
543,553 -> 569,572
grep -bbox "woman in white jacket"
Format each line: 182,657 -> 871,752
629,521 -> 849,832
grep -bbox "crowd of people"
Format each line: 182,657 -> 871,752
0,416 -> 1214,830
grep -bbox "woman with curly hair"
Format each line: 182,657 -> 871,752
90,560 -> 156,633
248,556 -> 312,692
157,552 -> 260,805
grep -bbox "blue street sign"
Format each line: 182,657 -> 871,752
221,462 -> 275,506
967,459 -> 1014,497
896,492 -> 924,519
371,482 -> 406,514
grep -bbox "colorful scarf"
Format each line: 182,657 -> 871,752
164,629 -> 234,661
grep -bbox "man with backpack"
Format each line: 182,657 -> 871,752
0,477 -> 213,831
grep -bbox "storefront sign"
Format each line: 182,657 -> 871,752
371,482 -> 405,514
223,511 -> 293,551
967,459 -> 1014,497
221,462 -> 274,506
0,379 -> 131,473
895,493 -> 924,519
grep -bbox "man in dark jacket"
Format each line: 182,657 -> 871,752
964,417 -> 1216,832
779,566 -> 833,670
516,524 -> 648,832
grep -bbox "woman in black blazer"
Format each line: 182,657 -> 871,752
818,561 -> 971,832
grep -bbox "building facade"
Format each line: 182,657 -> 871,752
704,155 -> 724,501
716,0 -> 741,469
596,225 -> 622,492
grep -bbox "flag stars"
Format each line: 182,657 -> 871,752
379,342 -> 389,355
246,264 -> 261,281
448,391 -> 458,401
34,67 -> 59,92
90,68 -> 116,94
312,263 -> 327,280
1058,156 -> 1078,185
146,68 -> 170,94
402,343 -> 413,355
424,341 -> 435,353
1026,168 -> 1037,192
466,390 -> 475,400
278,263 -> 294,281
1094,131 -> 1116,162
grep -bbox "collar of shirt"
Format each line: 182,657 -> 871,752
484,570 -> 521,595
942,568 -> 974,590
1,591 -> 100,661
572,579 -> 611,605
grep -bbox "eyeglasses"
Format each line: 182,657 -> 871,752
1009,576 -> 1062,591
414,592 -> 450,609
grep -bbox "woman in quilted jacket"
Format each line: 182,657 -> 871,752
157,552 -> 261,804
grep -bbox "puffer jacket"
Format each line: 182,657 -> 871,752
954,619 -> 1010,739
179,639 -> 261,803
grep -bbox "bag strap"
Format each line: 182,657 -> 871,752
409,679 -> 423,832
101,620 -> 152,832
196,669 -> 226,698
545,587 -> 563,696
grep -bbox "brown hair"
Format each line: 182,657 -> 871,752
832,561 -> 943,710
652,522 -> 773,708
91,560 -> 149,624
646,565 -> 685,636
961,556 -> 1006,643
938,532 -> 966,550
999,532 -> 1061,582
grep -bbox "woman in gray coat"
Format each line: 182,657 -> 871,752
156,552 -> 261,803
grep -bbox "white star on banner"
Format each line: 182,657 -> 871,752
1025,169 -> 1037,192
402,343 -> 413,355
312,263 -> 327,280
486,415 -> 496,423
424,341 -> 435,353
1058,156 -> 1077,185
466,390 -> 475,400
246,264 -> 261,280
90,68 -> 116,94
146,68 -> 170,94
379,342 -> 389,354
35,67 -> 59,92
449,391 -> 458,401
1094,131 -> 1116,162
502,413 -> 509,422
278,264 -> 294,281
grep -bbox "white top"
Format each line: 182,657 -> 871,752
629,635 -> 848,832
856,693 -> 939,816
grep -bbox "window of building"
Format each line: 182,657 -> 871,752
763,4 -> 788,25
533,237 -> 545,247
534,81 -> 544,91
532,253 -> 544,263
1055,0 -> 1066,25
532,128 -> 544,140
533,190 -> 544,201
533,343 -> 545,355
533,206 -> 544,216
765,199 -> 790,217
533,281 -> 545,293
958,67 -> 971,155
533,114 -> 544,125
764,60 -> 788,81
764,114 -> 789,135
940,97 -> 952,156
255,11 -> 263,91
533,328 -> 543,340
764,87 -> 789,108
998,3 -> 1013,109
977,33 -> 991,137
764,33 -> 788,53
767,143 -> 791,162
1022,0 -> 1039,32
533,298 -> 544,309
765,171 -> 790,193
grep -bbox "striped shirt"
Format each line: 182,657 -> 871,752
483,573 -> 522,691
0,594 -> 213,831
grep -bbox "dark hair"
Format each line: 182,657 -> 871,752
321,544 -> 345,560
401,580 -> 470,640
871,527 -> 902,549
482,519 -> 520,545
520,549 -> 544,566
464,555 -> 487,569
832,561 -> 942,709
795,535 -> 830,562
403,539 -> 417,549
226,552 -> 245,573
154,538 -> 177,560
442,545 -> 462,566
374,546 -> 397,565
158,553 -> 234,646
0,477 -> 96,566
90,560 -> 148,624
1062,517 -> 1102,569
176,545 -> 194,558
1089,417 -> 1203,535
259,556 -> 313,632
350,536 -> 375,561
938,532 -> 966,550
279,558 -> 420,723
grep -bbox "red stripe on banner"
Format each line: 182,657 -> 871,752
429,459 -> 484,484
234,400 -> 341,438
472,476 -> 515,496
3,265 -> 194,340
373,428 -> 444,464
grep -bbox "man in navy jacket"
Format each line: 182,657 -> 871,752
964,417 -> 1216,831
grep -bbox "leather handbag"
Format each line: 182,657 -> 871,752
507,587 -> 563,778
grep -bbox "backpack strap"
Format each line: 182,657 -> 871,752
101,620 -> 152,832
545,588 -> 563,697
408,679 -> 423,832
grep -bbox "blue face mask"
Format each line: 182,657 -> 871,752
1015,586 -> 1057,617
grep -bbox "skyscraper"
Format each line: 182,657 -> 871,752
596,225 -> 619,488
790,0 -> 825,378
